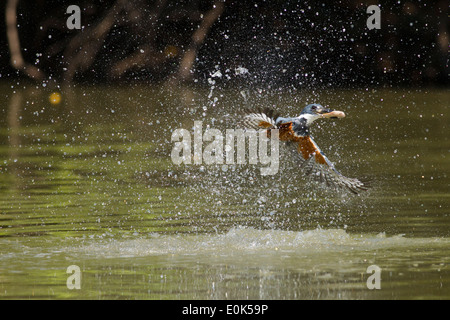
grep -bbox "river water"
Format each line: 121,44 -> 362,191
0,83 -> 449,299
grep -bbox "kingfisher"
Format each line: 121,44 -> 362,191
242,104 -> 369,194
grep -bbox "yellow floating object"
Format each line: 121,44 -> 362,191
49,92 -> 62,105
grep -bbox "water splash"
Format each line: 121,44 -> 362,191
72,226 -> 450,259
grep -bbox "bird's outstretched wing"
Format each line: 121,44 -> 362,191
241,108 -> 369,194
241,108 -> 280,130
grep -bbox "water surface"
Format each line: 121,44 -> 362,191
0,83 -> 449,299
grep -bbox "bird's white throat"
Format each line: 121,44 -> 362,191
299,114 -> 321,126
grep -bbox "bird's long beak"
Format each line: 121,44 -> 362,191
320,109 -> 346,119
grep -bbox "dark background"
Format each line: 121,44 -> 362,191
0,0 -> 448,88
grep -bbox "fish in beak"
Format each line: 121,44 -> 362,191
319,108 -> 346,119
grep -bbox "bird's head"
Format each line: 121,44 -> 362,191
299,104 -> 346,125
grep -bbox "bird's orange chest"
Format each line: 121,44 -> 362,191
271,122 -> 327,165
277,122 -> 299,141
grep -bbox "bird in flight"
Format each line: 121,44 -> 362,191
242,104 -> 369,194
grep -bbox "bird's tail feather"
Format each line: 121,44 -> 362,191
282,142 -> 368,194
299,155 -> 369,194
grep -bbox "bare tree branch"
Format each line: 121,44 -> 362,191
62,0 -> 126,85
176,0 -> 225,82
109,45 -> 168,78
109,0 -> 169,79
6,0 -> 46,81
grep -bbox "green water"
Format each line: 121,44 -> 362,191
0,83 -> 449,299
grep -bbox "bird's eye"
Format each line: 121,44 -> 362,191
311,106 -> 317,110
